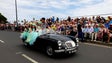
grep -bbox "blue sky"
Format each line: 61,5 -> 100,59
0,0 -> 112,23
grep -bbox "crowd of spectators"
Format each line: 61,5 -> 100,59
0,16 -> 112,43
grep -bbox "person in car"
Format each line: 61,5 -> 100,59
25,26 -> 39,45
20,26 -> 29,41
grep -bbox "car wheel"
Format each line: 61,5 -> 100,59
46,46 -> 54,56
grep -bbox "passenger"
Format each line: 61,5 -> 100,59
41,27 -> 47,35
25,27 -> 39,45
29,31 -> 39,45
37,27 -> 42,36
20,27 -> 29,40
25,27 -> 32,43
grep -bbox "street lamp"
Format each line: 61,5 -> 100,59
15,0 -> 18,26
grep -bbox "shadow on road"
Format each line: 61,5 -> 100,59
18,44 -> 79,59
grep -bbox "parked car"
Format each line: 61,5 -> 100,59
21,33 -> 79,57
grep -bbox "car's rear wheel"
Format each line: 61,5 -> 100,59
46,46 -> 54,56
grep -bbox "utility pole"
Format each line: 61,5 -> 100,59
15,0 -> 18,26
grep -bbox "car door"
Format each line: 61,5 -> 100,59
34,34 -> 49,49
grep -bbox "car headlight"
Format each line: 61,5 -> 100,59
58,41 -> 62,46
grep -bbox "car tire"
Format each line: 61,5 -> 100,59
46,46 -> 54,57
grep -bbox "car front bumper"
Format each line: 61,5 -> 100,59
54,46 -> 78,54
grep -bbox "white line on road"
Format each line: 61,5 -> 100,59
0,40 -> 5,43
22,54 -> 38,63
83,43 -> 112,49
16,52 -> 22,54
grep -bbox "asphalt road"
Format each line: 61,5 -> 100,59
0,31 -> 112,63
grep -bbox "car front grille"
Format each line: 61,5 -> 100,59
65,42 -> 73,48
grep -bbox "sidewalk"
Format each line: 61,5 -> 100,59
85,40 -> 112,46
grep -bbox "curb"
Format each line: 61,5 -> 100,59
85,41 -> 112,46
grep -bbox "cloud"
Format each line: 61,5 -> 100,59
0,0 -> 15,22
69,0 -> 112,17
18,7 -> 67,21
0,0 -> 112,22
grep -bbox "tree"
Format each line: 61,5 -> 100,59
0,13 -> 8,24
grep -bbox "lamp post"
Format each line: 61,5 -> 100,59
15,0 -> 18,26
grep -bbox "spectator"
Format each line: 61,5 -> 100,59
96,16 -> 102,23
51,16 -> 55,23
108,17 -> 112,26
69,25 -> 78,37
56,17 -> 59,22
3,15 -> 112,43
91,24 -> 99,41
77,21 -> 84,42
107,24 -> 112,43
104,19 -> 109,28
82,24 -> 89,41
87,25 -> 94,41
97,24 -> 104,41
67,16 -> 71,22
102,25 -> 109,42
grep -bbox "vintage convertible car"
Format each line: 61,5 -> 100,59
21,33 -> 79,56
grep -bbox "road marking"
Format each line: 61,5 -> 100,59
83,43 -> 112,49
16,52 -> 22,54
22,54 -> 38,63
0,40 -> 5,43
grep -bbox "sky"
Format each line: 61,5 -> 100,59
0,0 -> 112,23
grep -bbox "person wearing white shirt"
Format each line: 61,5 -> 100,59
87,25 -> 94,41
82,25 -> 88,39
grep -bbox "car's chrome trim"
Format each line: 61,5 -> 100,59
55,49 -> 65,52
54,47 -> 78,53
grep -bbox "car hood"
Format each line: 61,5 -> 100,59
48,34 -> 72,42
